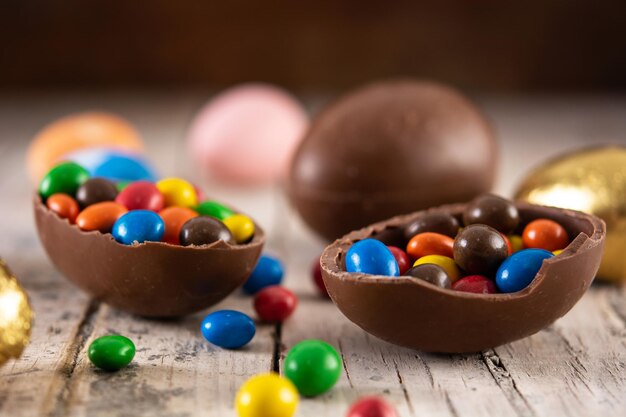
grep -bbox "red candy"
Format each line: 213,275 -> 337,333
406,232 -> 454,260
346,396 -> 398,417
312,256 -> 329,298
452,275 -> 497,294
254,285 -> 298,322
46,193 -> 80,224
387,246 -> 410,275
115,180 -> 164,212
522,218 -> 569,252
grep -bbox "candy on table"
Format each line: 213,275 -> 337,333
496,248 -> 554,293
345,239 -> 400,277
522,218 -> 569,252
463,194 -> 520,234
254,285 -> 298,322
115,180 -> 164,212
311,256 -> 329,298
87,335 -> 135,371
452,275 -> 497,294
346,396 -> 398,417
156,177 -> 198,208
223,214 -> 255,244
159,206 -> 198,245
386,246 -> 410,275
179,216 -> 235,246
200,310 -> 256,349
413,255 -> 460,282
284,339 -> 342,397
38,161 -> 90,200
403,212 -> 460,240
404,263 -> 452,288
243,254 -> 284,294
406,232 -> 455,260
76,201 -> 128,233
46,193 -> 80,223
195,200 -> 234,221
235,372 -> 299,417
112,210 -> 165,245
75,177 -> 118,208
453,224 -> 508,276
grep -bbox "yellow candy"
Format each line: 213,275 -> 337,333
553,249 -> 564,256
224,214 -> 255,243
509,234 -> 524,253
156,178 -> 197,208
235,373 -> 299,417
413,255 -> 461,282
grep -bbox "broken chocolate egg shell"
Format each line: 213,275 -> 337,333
321,202 -> 605,353
33,195 -> 265,317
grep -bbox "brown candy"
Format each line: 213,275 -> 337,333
179,216 -> 235,246
403,212 -> 459,240
463,194 -> 519,234
75,178 -> 118,208
404,264 -> 451,289
453,224 -> 508,276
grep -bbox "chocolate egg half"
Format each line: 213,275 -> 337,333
321,202 -> 604,353
34,195 -> 264,317
288,80 -> 497,241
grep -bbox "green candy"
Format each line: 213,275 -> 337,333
116,181 -> 131,192
39,162 -> 89,200
195,200 -> 234,221
88,335 -> 135,371
284,339 -> 342,397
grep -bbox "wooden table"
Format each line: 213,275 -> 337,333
1,92 -> 625,417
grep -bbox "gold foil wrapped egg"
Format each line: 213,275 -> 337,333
0,260 -> 33,366
514,145 -> 626,283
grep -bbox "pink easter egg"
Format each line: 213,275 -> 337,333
186,83 -> 309,185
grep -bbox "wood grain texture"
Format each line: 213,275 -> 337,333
1,93 -> 626,416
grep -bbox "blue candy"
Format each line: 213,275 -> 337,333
496,249 -> 554,293
112,210 -> 165,245
243,254 -> 284,294
345,238 -> 400,276
64,147 -> 158,182
201,310 -> 256,349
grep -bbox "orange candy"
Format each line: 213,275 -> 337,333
46,193 -> 80,224
522,219 -> 569,252
406,232 -> 454,260
76,202 -> 128,233
159,207 -> 198,244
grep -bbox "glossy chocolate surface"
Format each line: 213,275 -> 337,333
403,212 -> 460,240
404,264 -> 451,289
321,202 -> 605,353
179,216 -> 235,246
463,194 -> 520,233
453,224 -> 508,276
76,178 -> 118,208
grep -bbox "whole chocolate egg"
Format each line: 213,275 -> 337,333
288,80 -> 497,241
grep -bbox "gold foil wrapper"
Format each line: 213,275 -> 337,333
515,145 -> 626,283
0,259 -> 33,366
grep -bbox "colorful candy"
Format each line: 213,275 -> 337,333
406,232 -> 454,260
159,207 -> 198,245
90,152 -> 157,182
453,225 -> 508,275
223,214 -> 255,243
284,339 -> 342,397
522,219 -> 569,252
346,239 -> 399,276
156,178 -> 197,208
76,201 -> 128,232
115,180 -> 164,212
346,396 -> 398,417
75,177 -> 118,208
254,286 -> 298,322
404,264 -> 451,288
244,254 -> 284,294
195,200 -> 234,221
496,249 -> 554,293
452,275 -> 497,294
403,212 -> 459,240
235,373 -> 299,417
112,210 -> 165,245
311,256 -> 329,298
88,335 -> 135,371
463,194 -> 520,234
201,310 -> 256,349
179,216 -> 234,246
387,246 -> 410,275
413,255 -> 460,282
509,234 -> 524,253
46,193 -> 79,223
38,161 -> 89,200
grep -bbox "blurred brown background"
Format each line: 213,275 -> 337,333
1,0 -> 625,92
